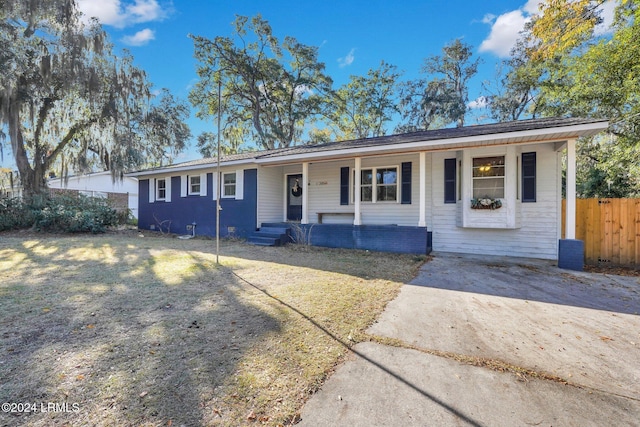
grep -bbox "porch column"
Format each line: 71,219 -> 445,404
354,157 -> 362,225
565,139 -> 576,239
302,162 -> 309,224
419,152 -> 426,227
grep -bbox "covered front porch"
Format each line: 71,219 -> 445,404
251,152 -> 431,253
274,154 -> 430,227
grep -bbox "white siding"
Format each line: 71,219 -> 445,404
302,154 -> 424,226
307,160 -> 354,224
431,143 -> 560,259
358,154 -> 420,226
48,173 -> 136,193
48,172 -> 139,218
257,166 -> 284,224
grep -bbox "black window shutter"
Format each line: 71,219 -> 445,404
444,158 -> 456,203
401,162 -> 412,204
340,166 -> 349,205
522,152 -> 536,202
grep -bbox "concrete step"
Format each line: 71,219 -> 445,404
247,223 -> 293,247
259,227 -> 290,235
247,235 -> 281,246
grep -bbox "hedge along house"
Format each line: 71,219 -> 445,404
128,117 -> 608,268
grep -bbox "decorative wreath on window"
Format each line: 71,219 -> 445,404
291,179 -> 302,197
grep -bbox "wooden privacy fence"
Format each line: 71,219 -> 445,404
562,198 -> 640,266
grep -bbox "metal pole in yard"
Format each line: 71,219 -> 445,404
216,79 -> 221,265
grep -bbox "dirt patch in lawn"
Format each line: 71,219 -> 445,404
583,264 -> 640,277
0,233 -> 424,426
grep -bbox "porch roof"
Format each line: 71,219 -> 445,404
128,117 -> 608,176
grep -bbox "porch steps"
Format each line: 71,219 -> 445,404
247,224 -> 291,247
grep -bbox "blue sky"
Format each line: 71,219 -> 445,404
1,0 -> 616,168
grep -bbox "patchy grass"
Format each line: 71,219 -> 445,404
0,233 -> 423,426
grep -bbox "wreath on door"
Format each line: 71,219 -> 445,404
291,179 -> 302,197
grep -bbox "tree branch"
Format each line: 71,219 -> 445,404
43,117 -> 98,171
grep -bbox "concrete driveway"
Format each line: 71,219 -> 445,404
299,252 -> 640,426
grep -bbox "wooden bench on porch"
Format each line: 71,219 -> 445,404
316,212 -> 354,224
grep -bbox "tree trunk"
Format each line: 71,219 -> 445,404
9,105 -> 47,199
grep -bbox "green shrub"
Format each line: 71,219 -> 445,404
33,194 -> 120,233
0,197 -> 36,231
0,193 -> 121,233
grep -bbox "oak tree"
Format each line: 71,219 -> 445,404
323,61 -> 401,140
0,0 -> 190,197
189,14 -> 332,151
397,39 -> 481,131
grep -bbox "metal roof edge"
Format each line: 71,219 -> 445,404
126,157 -> 257,177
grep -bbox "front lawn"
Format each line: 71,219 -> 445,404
0,232 -> 423,426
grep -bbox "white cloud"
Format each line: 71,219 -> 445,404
78,0 -> 121,26
468,96 -> 489,109
482,13 -> 496,24
594,0 -> 617,36
478,0 -> 543,58
77,0 -> 168,29
126,0 -> 166,23
338,48 -> 356,68
523,0 -> 544,15
479,10 -> 530,57
121,28 -> 155,46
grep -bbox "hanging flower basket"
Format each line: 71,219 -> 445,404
471,197 -> 502,210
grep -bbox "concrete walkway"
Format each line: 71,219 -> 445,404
299,253 -> 640,426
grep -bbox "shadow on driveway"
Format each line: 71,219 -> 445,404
412,253 -> 640,315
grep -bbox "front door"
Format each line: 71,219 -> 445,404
287,174 -> 303,221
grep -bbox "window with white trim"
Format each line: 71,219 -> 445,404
189,175 -> 201,195
156,178 -> 167,200
472,156 -> 505,199
354,166 -> 398,203
222,172 -> 236,197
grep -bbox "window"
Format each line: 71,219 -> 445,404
360,169 -> 373,201
189,175 -> 201,195
223,172 -> 236,197
354,166 -> 398,203
472,156 -> 505,199
376,168 -> 397,201
156,178 -> 167,200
